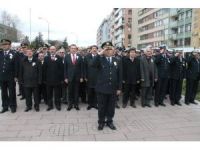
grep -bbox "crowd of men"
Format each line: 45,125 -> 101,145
0,38 -> 200,130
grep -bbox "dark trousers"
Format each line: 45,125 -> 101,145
154,78 -> 169,105
46,84 -> 61,108
38,83 -> 47,104
97,92 -> 116,124
123,83 -> 136,105
24,87 -> 39,108
79,81 -> 87,103
68,79 -> 80,106
0,80 -> 17,109
61,83 -> 68,103
88,87 -> 97,107
18,83 -> 25,97
169,79 -> 183,104
141,86 -> 153,106
185,78 -> 199,103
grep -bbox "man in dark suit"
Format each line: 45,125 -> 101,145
37,52 -> 48,105
92,41 -> 122,130
140,46 -> 158,107
17,43 -> 28,100
185,50 -> 200,105
85,45 -> 99,110
169,50 -> 186,106
79,49 -> 87,104
154,46 -> 170,107
19,49 -> 42,112
64,44 -> 83,111
43,46 -> 63,111
0,39 -> 19,113
122,47 -> 140,108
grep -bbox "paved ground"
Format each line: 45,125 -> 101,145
0,89 -> 200,141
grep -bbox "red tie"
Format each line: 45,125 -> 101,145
72,54 -> 76,64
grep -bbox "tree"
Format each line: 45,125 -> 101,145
62,37 -> 69,51
31,32 -> 44,49
22,36 -> 30,45
0,10 -> 20,29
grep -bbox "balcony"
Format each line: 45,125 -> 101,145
169,34 -> 177,40
176,32 -> 191,39
170,21 -> 178,28
170,9 -> 178,17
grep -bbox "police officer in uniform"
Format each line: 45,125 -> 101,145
154,46 -> 170,107
169,50 -> 186,106
185,50 -> 200,105
0,39 -> 19,113
92,41 -> 122,130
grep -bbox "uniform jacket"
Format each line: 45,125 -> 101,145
92,55 -> 122,94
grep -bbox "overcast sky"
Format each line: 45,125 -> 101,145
0,0 -> 113,46
0,0 -> 198,47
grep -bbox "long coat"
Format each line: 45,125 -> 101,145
123,57 -> 141,84
186,56 -> 200,80
140,55 -> 158,87
43,55 -> 63,85
19,57 -> 42,87
169,56 -> 186,80
85,54 -> 99,88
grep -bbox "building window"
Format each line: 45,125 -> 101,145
185,38 -> 191,46
185,24 -> 191,32
186,10 -> 192,18
128,10 -> 132,15
178,26 -> 184,33
178,13 -> 184,21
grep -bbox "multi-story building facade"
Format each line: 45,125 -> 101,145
0,23 -> 17,42
97,8 -> 132,48
191,8 -> 200,48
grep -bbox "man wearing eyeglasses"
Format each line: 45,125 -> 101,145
0,39 -> 19,113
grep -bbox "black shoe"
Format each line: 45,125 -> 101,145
20,97 -> 25,100
106,122 -> 116,130
159,103 -> 166,107
56,106 -> 61,111
175,102 -> 182,106
24,107 -> 32,112
130,104 -> 136,108
74,105 -> 80,111
155,104 -> 159,107
11,108 -> 16,113
0,108 -> 8,113
122,103 -> 127,108
191,101 -> 198,105
93,105 -> 98,110
87,106 -> 92,110
35,107 -> 40,112
115,104 -> 120,109
145,104 -> 151,108
17,93 -> 22,96
46,107 -> 53,111
67,105 -> 73,111
142,105 -> 146,108
98,123 -> 104,130
185,102 -> 190,105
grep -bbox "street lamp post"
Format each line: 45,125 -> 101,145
38,17 -> 50,43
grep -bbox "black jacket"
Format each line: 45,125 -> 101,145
186,56 -> 200,80
169,56 -> 186,80
0,50 -> 19,81
154,54 -> 170,79
20,57 -> 42,87
92,55 -> 122,94
43,55 -> 63,85
123,57 -> 141,84
64,54 -> 83,82
85,54 -> 99,88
